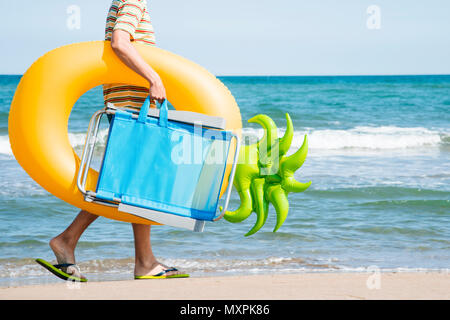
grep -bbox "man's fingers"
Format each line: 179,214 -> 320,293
149,98 -> 166,104
149,84 -> 166,104
149,94 -> 166,103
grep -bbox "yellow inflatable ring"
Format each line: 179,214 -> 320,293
9,41 -> 242,225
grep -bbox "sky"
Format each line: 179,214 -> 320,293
1,0 -> 449,75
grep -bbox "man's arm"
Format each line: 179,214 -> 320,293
111,29 -> 166,103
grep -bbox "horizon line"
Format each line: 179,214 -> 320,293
1,73 -> 449,77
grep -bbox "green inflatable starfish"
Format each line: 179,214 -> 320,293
224,113 -> 311,236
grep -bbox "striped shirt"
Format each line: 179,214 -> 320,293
103,0 -> 156,110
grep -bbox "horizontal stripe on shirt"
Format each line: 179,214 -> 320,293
103,0 -> 156,110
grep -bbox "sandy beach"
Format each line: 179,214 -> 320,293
0,272 -> 448,300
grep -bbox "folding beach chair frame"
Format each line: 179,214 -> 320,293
76,104 -> 240,232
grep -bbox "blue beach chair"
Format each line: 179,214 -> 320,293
77,98 -> 240,232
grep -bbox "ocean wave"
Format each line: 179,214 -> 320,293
308,186 -> 450,199
0,256 -> 340,285
355,199 -> 450,212
353,225 -> 442,237
0,126 -> 448,157
0,135 -> 12,156
0,257 -> 448,287
243,126 -> 448,151
69,130 -> 109,151
0,130 -> 109,157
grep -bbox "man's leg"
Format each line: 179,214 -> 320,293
49,210 -> 98,278
132,223 -> 182,277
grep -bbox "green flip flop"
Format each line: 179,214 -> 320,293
135,267 -> 190,279
35,258 -> 87,282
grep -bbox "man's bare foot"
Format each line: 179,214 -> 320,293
49,236 -> 86,280
134,261 -> 186,277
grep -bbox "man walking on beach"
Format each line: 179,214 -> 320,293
48,0 -> 187,280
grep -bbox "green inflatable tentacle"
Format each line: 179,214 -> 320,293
223,187 -> 253,223
248,114 -> 278,151
283,179 -> 312,193
280,135 -> 311,193
266,184 -> 289,232
279,113 -> 293,157
248,115 -> 278,171
282,134 -> 308,171
245,178 -> 269,237
224,144 -> 259,223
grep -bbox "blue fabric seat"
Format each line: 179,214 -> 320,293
95,99 -> 232,221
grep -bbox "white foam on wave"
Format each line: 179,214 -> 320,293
0,135 -> 12,156
68,129 -> 109,149
1,257 -> 447,288
242,126 -> 447,151
0,126 -> 447,157
0,130 -> 110,157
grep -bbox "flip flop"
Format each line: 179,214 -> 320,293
134,267 -> 190,279
35,258 -> 87,282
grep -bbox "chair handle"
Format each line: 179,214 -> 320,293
137,97 -> 168,127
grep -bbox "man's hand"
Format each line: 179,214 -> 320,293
148,74 -> 166,104
111,29 -> 166,103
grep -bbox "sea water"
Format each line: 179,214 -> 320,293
0,75 -> 449,286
